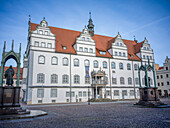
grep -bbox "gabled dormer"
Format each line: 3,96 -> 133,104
74,26 -> 96,56
29,18 -> 56,52
140,37 -> 154,62
111,32 -> 128,59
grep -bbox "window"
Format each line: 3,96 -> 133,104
51,74 -> 58,83
48,43 -> 52,48
41,42 -> 46,47
166,74 -> 169,78
35,41 -> 39,47
66,92 -> 70,97
128,77 -> 132,85
115,52 -> 117,56
111,62 -> 115,69
147,47 -> 149,50
143,55 -> 145,59
127,63 -> 131,70
120,43 -> 122,46
89,48 -> 93,53
112,78 -> 117,84
135,78 -> 139,85
99,51 -> 106,55
157,76 -> 159,79
79,91 -> 82,97
51,57 -> 58,65
63,58 -> 68,66
119,63 -> 123,70
39,30 -> 43,34
84,48 -> 88,52
37,73 -> 45,83
166,67 -> 168,70
147,56 -> 149,59
158,83 -> 160,86
83,91 -> 86,97
44,31 -> 48,35
62,75 -> 69,84
114,90 -> 119,96
144,47 -> 146,50
106,91 -> 110,96
161,75 -> 163,79
161,82 -> 164,86
37,89 -> 44,98
123,53 -> 125,57
119,52 -> 121,56
120,77 -> 125,85
63,46 -> 67,49
71,92 -> 75,97
122,90 -> 127,96
74,59 -> 79,67
38,55 -> 45,64
82,37 -> 85,40
85,77 -> 90,84
167,81 -> 169,85
134,64 -> 138,71
84,60 -> 90,66
51,89 -> 57,97
74,75 -> 80,84
130,90 -> 134,96
116,43 -> 119,46
94,61 -> 98,68
103,61 -> 107,68
150,56 -> 152,60
79,47 -> 83,52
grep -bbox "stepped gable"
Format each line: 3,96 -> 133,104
30,22 -> 144,60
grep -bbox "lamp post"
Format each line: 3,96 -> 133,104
88,86 -> 90,105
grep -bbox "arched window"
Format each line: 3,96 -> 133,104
103,61 -> 107,68
74,59 -> 79,67
62,75 -> 69,83
123,53 -> 125,57
120,43 -> 122,46
134,64 -> 138,70
119,52 -> 121,56
119,63 -> 123,70
37,73 -> 45,83
38,55 -> 45,64
51,57 -> 58,65
150,56 -> 152,60
128,77 -> 132,85
127,63 -> 131,70
115,52 -> 117,56
63,57 -> 68,66
111,62 -> 115,69
84,59 -> 90,66
94,60 -> 98,68
74,75 -> 80,84
135,78 -> 139,85
51,74 -> 58,83
143,55 -> 145,59
112,77 -> 117,84
120,77 -> 125,85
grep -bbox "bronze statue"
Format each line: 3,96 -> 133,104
5,65 -> 15,86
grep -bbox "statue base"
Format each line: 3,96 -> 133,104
0,86 -> 30,115
135,87 -> 166,107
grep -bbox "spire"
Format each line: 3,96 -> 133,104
87,12 -> 94,36
12,40 -> 14,50
144,37 -> 148,43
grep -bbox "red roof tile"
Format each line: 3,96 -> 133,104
158,67 -> 163,70
30,22 -> 144,60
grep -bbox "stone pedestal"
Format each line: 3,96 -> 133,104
136,87 -> 166,106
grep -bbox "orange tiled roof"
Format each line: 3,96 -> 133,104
30,22 -> 144,60
158,67 -> 163,70
0,66 -> 23,80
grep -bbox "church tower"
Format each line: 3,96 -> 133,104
87,12 -> 94,36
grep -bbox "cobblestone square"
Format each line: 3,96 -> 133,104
0,99 -> 170,128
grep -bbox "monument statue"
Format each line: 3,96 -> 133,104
5,65 -> 15,86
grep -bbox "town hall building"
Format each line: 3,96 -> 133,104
22,14 -> 156,104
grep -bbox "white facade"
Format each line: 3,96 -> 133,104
156,56 -> 170,97
23,18 -> 156,104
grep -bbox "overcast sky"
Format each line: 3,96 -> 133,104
0,0 -> 170,67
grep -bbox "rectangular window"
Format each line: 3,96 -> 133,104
84,48 -> 88,52
41,42 -> 46,47
47,43 -> 52,48
167,81 -> 169,85
114,90 -> 119,96
66,92 -> 70,97
51,89 -> 57,97
157,76 -> 159,79
119,52 -> 121,56
89,48 -> 93,53
161,82 -> 164,86
166,74 -> 169,78
37,74 -> 45,83
71,92 -> 75,97
158,83 -> 160,86
63,46 -> 67,49
106,90 -> 110,96
35,41 -> 39,47
37,89 -> 44,98
112,78 -> 117,84
79,47 -> 83,52
122,90 -> 127,96
63,75 -> 69,84
161,75 -> 163,79
115,52 -> 117,56
85,77 -> 90,84
83,91 -> 86,97
130,90 -> 134,96
79,91 -> 82,97
99,51 -> 106,55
